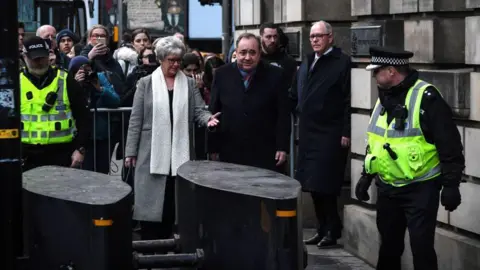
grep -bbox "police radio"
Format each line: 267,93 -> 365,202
393,105 -> 408,130
42,91 -> 58,112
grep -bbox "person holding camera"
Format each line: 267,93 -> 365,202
122,47 -> 159,107
20,37 -> 90,171
80,25 -> 125,96
69,56 -> 121,174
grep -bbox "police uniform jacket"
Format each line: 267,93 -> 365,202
21,66 -> 91,156
370,69 -> 465,192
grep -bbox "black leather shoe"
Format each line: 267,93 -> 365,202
317,232 -> 340,249
304,233 -> 323,245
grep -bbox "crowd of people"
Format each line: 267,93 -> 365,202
17,21 -> 300,245
16,18 -> 463,270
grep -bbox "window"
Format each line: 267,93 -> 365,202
35,0 -> 87,37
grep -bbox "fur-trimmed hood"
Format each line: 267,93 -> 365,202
114,46 -> 139,65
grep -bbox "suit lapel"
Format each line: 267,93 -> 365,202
300,53 -> 319,107
227,63 -> 247,93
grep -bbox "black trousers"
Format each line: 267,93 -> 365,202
83,139 -> 116,174
140,176 -> 176,241
376,180 -> 440,270
22,148 -> 72,172
311,192 -> 342,238
194,125 -> 207,160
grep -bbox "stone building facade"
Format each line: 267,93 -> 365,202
233,0 -> 480,269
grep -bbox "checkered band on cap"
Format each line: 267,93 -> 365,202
371,56 -> 409,66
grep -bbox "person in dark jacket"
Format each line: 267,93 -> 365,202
81,25 -> 126,164
259,23 -> 297,88
355,46 -> 464,270
208,33 -> 291,172
80,25 -> 126,96
290,21 -> 352,248
36,25 -> 71,70
69,56 -> 121,174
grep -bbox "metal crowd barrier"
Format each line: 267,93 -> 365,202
90,107 -> 131,174
88,107 -> 298,178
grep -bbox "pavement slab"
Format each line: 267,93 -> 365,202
304,229 -> 375,270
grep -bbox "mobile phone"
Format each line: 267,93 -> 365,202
96,37 -> 106,45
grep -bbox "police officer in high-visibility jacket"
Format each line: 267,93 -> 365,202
355,46 -> 464,270
20,36 -> 90,171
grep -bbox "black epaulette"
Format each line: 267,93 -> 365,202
423,86 -> 440,101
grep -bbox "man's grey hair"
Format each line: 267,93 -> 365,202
155,36 -> 186,61
36,25 -> 55,37
235,32 -> 261,50
311,20 -> 333,34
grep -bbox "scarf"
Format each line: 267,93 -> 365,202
150,67 -> 190,176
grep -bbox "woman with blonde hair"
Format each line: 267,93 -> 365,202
124,36 -> 220,240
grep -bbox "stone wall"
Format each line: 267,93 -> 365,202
233,0 -> 480,268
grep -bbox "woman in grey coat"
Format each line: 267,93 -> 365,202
124,36 -> 220,240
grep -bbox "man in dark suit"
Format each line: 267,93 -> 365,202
290,20 -> 352,248
208,33 -> 291,172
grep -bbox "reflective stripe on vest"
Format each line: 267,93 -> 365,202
21,130 -> 74,139
20,70 -> 74,145
365,79 -> 441,187
367,80 -> 427,138
21,111 -> 73,122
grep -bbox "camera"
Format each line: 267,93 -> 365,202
147,54 -> 157,64
80,63 -> 97,83
42,92 -> 58,112
136,62 -> 159,77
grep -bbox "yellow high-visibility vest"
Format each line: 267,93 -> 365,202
364,79 -> 441,187
20,69 -> 74,145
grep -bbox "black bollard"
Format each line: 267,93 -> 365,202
132,249 -> 204,269
132,234 -> 180,253
0,0 -> 23,269
176,161 -> 306,270
23,166 -> 133,270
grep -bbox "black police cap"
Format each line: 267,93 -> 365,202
366,46 -> 414,71
23,36 -> 50,59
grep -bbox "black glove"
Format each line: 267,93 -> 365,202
355,175 -> 374,201
441,186 -> 461,212
440,163 -> 463,212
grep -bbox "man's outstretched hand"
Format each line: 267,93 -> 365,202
208,112 -> 221,127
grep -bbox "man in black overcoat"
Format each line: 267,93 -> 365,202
208,33 -> 291,172
290,20 -> 352,248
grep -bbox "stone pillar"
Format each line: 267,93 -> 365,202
235,0 -> 262,26
273,0 -> 304,23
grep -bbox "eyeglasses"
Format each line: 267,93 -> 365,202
309,33 -> 331,40
166,58 -> 182,65
92,34 -> 107,38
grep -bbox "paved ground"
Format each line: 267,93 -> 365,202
134,229 -> 374,270
117,152 -> 373,270
304,229 -> 374,270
